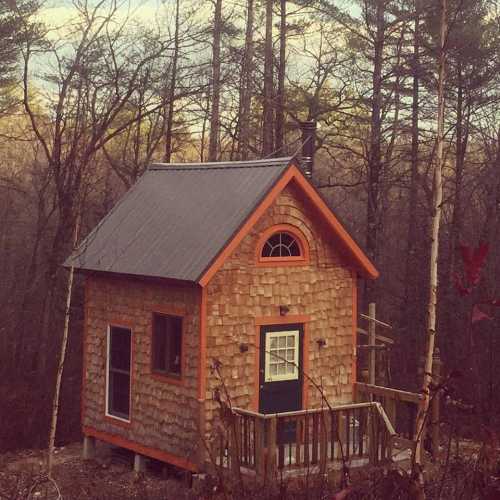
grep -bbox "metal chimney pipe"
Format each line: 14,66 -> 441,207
300,120 -> 316,179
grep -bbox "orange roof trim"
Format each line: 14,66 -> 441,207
198,161 -> 378,286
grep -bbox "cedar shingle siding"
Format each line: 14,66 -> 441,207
83,276 -> 200,461
204,184 -> 354,431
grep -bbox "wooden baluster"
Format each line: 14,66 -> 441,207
358,408 -> 366,457
304,413 -> 310,465
337,412 -> 347,461
312,413 -> 319,464
278,418 -> 285,469
243,415 -> 248,465
330,410 -> 335,460
295,416 -> 302,466
319,411 -> 328,475
345,410 -> 350,459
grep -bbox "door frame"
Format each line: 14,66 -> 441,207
253,315 -> 310,412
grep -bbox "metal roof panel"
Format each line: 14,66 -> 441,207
66,158 -> 292,281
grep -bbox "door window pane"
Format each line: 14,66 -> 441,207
265,330 -> 299,382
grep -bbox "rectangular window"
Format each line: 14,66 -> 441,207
152,313 -> 182,377
106,326 -> 132,421
265,330 -> 299,382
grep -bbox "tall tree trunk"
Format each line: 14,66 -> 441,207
443,63 -> 469,365
238,0 -> 254,160
262,0 -> 274,156
165,0 -> 180,163
208,0 -> 222,161
47,214 -> 80,477
364,0 -> 385,306
274,0 -> 286,156
401,0 -> 421,386
414,0 -> 447,466
37,204 -> 76,375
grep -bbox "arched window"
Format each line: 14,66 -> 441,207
257,224 -> 309,265
261,232 -> 301,258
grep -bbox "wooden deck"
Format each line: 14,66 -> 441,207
209,383 -> 432,480
211,401 -> 403,481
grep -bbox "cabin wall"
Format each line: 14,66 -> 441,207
205,181 -> 356,428
83,274 -> 200,467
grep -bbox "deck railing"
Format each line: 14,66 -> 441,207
213,402 -> 396,480
355,383 -> 423,437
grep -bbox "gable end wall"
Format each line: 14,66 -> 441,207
205,182 -> 356,422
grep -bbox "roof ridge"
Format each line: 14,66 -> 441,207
149,157 -> 293,171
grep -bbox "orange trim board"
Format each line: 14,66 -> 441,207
83,426 -> 198,472
197,286 -> 207,401
198,162 -> 378,287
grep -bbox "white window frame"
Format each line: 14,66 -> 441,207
264,329 -> 299,382
105,325 -> 132,423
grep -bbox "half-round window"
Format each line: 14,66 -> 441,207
257,224 -> 310,265
261,232 -> 301,258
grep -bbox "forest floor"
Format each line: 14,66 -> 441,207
1,438 -> 499,499
0,441 -> 196,500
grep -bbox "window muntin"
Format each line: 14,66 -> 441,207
107,326 -> 132,421
261,231 -> 301,258
152,313 -> 182,377
265,330 -> 299,382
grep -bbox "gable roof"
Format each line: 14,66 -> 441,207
66,158 -> 292,282
66,157 -> 378,283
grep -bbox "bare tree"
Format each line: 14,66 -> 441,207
275,0 -> 287,155
16,0 -> 173,373
208,0 -> 223,161
262,0 -> 274,155
238,0 -> 254,160
414,0 -> 447,465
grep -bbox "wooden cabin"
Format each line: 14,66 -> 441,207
66,156 -> 390,475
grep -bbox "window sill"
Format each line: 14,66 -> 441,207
104,414 -> 131,427
256,256 -> 308,267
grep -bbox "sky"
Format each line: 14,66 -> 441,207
38,0 -> 360,31
39,0 -> 193,27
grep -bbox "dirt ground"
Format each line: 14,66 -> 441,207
0,441 -> 197,500
2,439 -> 499,499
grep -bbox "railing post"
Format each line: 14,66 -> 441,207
266,416 -> 277,482
254,417 -> 265,480
368,406 -> 377,465
229,414 -> 240,478
319,412 -> 328,475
